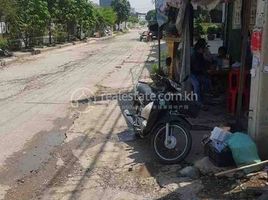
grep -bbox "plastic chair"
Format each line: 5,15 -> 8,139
227,89 -> 238,114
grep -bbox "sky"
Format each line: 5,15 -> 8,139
91,0 -> 154,13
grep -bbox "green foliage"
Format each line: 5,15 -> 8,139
194,6 -> 211,23
216,25 -> 223,34
0,37 -> 8,49
1,0 -> 117,48
98,7 -> 117,26
151,63 -> 159,75
128,16 -> 139,24
10,0 -> 50,47
145,10 -> 157,24
194,23 -> 205,37
145,10 -> 156,23
53,24 -> 68,43
207,26 -> 217,35
0,0 -> 17,22
111,0 -> 131,25
139,21 -> 146,26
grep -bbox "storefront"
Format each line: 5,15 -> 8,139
156,0 -> 268,158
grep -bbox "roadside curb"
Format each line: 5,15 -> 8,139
0,35 -> 116,68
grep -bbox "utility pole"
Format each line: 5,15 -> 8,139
154,0 -> 161,71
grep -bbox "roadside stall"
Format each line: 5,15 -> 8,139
155,0 -> 256,119
152,0 -> 268,173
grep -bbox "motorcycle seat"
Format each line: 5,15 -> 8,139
136,82 -> 154,96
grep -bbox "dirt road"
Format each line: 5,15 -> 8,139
0,30 -> 261,200
0,31 -> 163,199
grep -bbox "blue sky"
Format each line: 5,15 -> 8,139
91,0 -> 154,13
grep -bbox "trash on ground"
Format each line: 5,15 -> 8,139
179,166 -> 200,179
204,127 -> 234,167
215,160 -> 268,177
194,157 -> 222,175
210,127 -> 231,153
203,126 -> 266,176
228,132 -> 261,173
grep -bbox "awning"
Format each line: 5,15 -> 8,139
165,0 -> 222,10
155,0 -> 224,28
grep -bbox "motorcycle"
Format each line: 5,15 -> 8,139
124,75 -> 200,164
0,48 -> 13,57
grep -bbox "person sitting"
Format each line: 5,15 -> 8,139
216,46 -> 229,69
190,39 -> 212,108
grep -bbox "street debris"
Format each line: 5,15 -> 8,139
179,166 -> 200,179
215,160 -> 268,177
194,157 -> 222,175
228,132 -> 262,173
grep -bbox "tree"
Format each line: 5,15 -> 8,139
94,8 -> 105,35
0,0 -> 17,38
128,15 -> 139,24
194,6 -> 211,23
47,0 -> 59,44
111,0 -> 131,29
145,10 -> 156,23
75,0 -> 95,39
0,0 -> 16,21
12,0 -> 50,48
98,7 -> 117,27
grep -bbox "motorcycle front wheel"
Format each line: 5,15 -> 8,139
151,122 -> 192,164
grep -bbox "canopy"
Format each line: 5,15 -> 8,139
156,0 -> 223,30
165,0 -> 222,10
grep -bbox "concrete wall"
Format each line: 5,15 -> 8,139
248,0 -> 268,159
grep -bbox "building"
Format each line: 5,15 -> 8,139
136,12 -> 147,22
0,15 -> 8,35
0,22 -> 8,35
130,7 -> 136,15
100,0 -> 112,7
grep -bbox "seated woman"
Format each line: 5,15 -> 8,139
216,46 -> 229,70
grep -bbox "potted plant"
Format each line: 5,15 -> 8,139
207,26 -> 216,41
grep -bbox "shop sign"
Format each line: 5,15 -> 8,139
232,0 -> 242,29
251,29 -> 263,54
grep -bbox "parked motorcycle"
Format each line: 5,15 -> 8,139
124,75 -> 200,164
0,48 -> 13,57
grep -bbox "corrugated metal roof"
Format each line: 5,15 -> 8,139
165,0 -> 223,10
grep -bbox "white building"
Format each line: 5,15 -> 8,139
136,12 -> 146,22
0,22 -> 8,35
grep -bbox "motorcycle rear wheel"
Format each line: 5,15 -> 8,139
151,122 -> 192,164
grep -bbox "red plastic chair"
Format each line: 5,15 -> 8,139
227,89 -> 238,114
227,69 -> 250,114
228,69 -> 240,91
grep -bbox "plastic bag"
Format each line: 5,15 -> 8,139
227,133 -> 261,173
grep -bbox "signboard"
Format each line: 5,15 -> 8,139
232,0 -> 242,29
156,0 -> 168,27
251,29 -> 263,54
250,1 -> 258,30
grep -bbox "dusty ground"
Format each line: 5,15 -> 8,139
0,30 -> 266,200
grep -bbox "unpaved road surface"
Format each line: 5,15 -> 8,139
0,31 -> 259,200
0,31 -> 165,199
